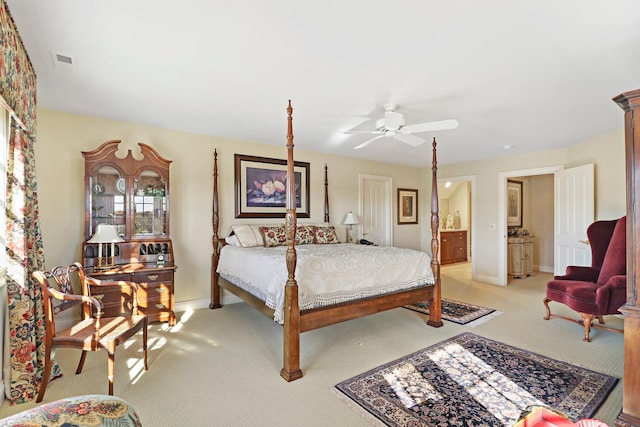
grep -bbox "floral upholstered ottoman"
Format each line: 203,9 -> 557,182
0,395 -> 141,427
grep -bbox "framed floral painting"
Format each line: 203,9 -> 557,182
234,154 -> 310,218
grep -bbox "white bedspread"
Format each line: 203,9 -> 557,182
217,243 -> 434,323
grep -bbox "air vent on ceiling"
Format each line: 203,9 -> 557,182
56,54 -> 72,64
50,51 -> 77,70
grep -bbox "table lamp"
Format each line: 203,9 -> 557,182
88,224 -> 123,270
342,211 -> 359,243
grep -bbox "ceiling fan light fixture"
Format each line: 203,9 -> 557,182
347,107 -> 458,150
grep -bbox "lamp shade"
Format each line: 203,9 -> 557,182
343,212 -> 359,225
88,224 -> 124,243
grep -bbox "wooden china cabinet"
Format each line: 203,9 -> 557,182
613,89 -> 640,427
82,140 -> 176,326
440,230 -> 467,265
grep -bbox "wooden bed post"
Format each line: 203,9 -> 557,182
281,100 -> 303,381
324,164 -> 330,223
428,138 -> 444,328
210,149 -> 222,309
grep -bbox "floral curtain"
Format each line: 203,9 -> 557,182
0,2 -> 37,135
0,0 -> 50,404
5,123 -> 55,403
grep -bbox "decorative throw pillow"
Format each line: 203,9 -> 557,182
231,224 -> 264,247
260,225 -> 287,247
295,225 -> 315,245
314,225 -> 340,244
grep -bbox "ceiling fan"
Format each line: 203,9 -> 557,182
345,106 -> 459,150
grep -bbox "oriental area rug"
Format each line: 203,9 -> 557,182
404,298 -> 502,326
335,333 -> 617,426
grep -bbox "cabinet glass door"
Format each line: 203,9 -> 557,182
89,166 -> 126,237
134,170 -> 167,236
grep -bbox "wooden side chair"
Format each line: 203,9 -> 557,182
32,262 -> 148,402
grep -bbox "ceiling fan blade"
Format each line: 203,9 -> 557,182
344,130 -> 384,135
392,133 -> 426,147
400,119 -> 459,134
354,135 -> 385,150
384,111 -> 404,131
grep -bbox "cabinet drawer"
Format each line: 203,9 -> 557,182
90,273 -> 132,282
137,282 -> 173,307
89,284 -> 135,317
137,282 -> 174,319
131,270 -> 173,284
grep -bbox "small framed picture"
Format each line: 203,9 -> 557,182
398,188 -> 418,224
507,180 -> 523,227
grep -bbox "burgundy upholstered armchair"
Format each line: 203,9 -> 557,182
543,216 -> 627,341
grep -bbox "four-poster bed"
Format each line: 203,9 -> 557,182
210,101 -> 443,381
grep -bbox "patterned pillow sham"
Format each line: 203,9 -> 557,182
295,225 -> 315,245
260,225 -> 287,247
314,225 -> 340,244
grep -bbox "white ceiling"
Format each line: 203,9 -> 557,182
6,1 -> 640,168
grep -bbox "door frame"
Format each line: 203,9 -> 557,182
498,165 -> 564,286
437,175 -> 476,277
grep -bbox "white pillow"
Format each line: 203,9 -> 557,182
231,225 -> 264,247
225,235 -> 241,247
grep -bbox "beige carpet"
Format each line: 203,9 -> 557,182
0,263 -> 623,426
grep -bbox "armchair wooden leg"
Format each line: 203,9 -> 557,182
579,312 -> 595,342
143,318 -> 148,371
107,343 -> 116,395
543,298 -> 552,320
76,350 -> 87,375
36,346 -> 53,403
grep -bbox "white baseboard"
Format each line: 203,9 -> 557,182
536,264 -> 554,273
174,294 -> 241,314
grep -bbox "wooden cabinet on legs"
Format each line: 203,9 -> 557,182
613,89 -> 640,427
508,236 -> 534,278
440,230 -> 467,265
82,140 -> 177,326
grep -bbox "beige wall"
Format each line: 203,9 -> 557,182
35,109 -> 426,308
529,174 -> 554,272
438,128 -> 626,282
34,109 -> 626,305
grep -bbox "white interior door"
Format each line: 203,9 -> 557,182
359,174 -> 392,246
554,164 -> 594,275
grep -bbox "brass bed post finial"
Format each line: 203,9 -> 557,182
428,137 -> 443,327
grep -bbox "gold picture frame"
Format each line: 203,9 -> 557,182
398,188 -> 418,224
234,154 -> 310,218
507,180 -> 523,227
